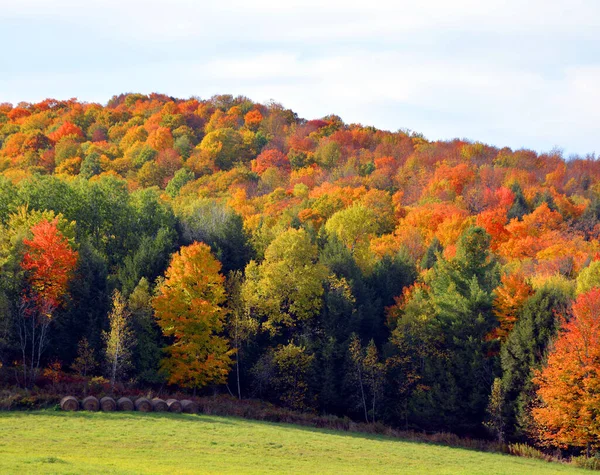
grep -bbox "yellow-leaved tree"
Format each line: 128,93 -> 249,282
153,242 -> 232,390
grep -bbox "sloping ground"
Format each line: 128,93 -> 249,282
0,411 -> 586,474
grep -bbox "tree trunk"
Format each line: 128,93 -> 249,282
358,368 -> 368,423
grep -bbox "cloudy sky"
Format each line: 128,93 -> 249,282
1,0 -> 599,156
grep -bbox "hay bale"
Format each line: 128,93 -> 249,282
166,399 -> 182,413
151,398 -> 168,412
99,396 -> 116,412
180,399 -> 199,414
117,397 -> 134,411
60,396 -> 79,411
82,396 -> 100,411
135,397 -> 152,412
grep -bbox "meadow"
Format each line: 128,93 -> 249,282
0,411 -> 588,474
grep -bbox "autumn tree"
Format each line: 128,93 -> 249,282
532,289 -> 600,453
199,128 -> 243,170
71,337 -> 97,378
490,272 -> 533,342
153,242 -> 232,390
19,218 -> 78,386
103,289 -> 134,388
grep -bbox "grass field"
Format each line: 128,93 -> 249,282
0,411 -> 588,474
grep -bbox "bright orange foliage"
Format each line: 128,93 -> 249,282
532,289 -> 600,450
21,219 -> 78,315
476,208 -> 509,251
490,273 -> 533,342
244,109 -> 263,130
48,121 -> 84,142
147,126 -> 174,151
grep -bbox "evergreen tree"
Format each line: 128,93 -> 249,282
391,227 -> 500,433
500,283 -> 572,440
507,183 -> 529,221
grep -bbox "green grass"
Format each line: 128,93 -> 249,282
0,411 -> 587,474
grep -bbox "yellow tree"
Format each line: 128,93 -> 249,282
153,242 -> 232,390
325,204 -> 377,273
103,290 -> 134,388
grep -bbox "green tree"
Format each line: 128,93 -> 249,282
242,228 -> 327,336
117,227 -> 176,296
576,260 -> 600,295
272,342 -> 315,410
71,337 -> 97,378
177,199 -> 251,273
165,168 -> 194,197
391,227 -> 500,433
484,378 -> 506,444
420,237 -> 442,270
507,183 -> 529,221
500,282 -> 572,440
79,151 -> 102,179
314,140 -> 341,170
128,278 -> 163,384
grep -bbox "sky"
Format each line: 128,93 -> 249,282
1,0 -> 599,157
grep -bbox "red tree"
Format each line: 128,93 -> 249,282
19,219 -> 78,386
251,149 -> 290,175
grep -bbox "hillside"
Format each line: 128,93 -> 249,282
1,93 -> 600,453
0,411 -> 587,475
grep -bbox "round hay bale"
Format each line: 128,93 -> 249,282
180,399 -> 199,414
166,399 -> 182,413
151,398 -> 168,412
60,396 -> 79,411
117,397 -> 134,411
99,396 -> 116,412
135,397 -> 152,412
82,396 -> 100,411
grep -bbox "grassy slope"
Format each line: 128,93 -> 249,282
0,411 -> 586,474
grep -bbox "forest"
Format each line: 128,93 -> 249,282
1,92 -> 600,454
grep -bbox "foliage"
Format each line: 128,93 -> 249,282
103,289 -> 134,388
153,242 -> 232,389
1,94 -> 600,449
242,228 -> 327,336
532,289 -> 600,451
500,283 -> 572,440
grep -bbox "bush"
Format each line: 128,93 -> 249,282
571,455 -> 600,471
508,443 -> 554,462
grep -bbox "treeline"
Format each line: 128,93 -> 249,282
1,93 -> 600,453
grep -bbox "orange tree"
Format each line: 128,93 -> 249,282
532,288 -> 600,453
153,242 -> 232,390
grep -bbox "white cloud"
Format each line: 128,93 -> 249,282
0,0 -> 599,154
